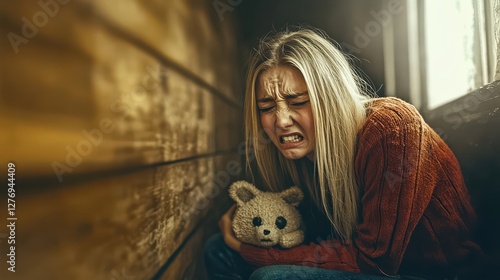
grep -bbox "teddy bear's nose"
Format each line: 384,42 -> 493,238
263,229 -> 270,235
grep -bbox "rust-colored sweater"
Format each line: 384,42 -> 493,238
240,97 -> 480,278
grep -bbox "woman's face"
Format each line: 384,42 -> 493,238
256,65 -> 315,160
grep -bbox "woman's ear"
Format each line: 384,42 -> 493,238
280,186 -> 304,207
229,181 -> 261,206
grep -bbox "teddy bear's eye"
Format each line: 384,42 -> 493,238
252,217 -> 262,227
275,216 -> 287,229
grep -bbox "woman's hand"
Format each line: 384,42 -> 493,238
218,204 -> 242,252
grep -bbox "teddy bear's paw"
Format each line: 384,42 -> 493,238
279,230 -> 305,248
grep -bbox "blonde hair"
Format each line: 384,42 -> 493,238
244,28 -> 373,242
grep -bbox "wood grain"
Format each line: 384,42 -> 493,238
89,0 -> 243,103
0,0 -> 243,179
0,23 -> 162,178
158,208 -> 228,280
0,153 -> 242,280
0,23 -> 242,180
0,1 -> 245,279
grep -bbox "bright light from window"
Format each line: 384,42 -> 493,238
424,0 -> 486,109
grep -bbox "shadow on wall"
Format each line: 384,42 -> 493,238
425,80 -> 500,260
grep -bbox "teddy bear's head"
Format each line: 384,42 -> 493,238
229,181 -> 304,248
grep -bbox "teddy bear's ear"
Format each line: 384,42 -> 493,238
229,181 -> 261,206
280,186 -> 304,207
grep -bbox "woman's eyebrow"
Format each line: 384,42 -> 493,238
257,96 -> 274,103
283,91 -> 308,98
257,91 -> 308,103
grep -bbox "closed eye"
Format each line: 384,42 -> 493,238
258,106 -> 275,113
291,100 -> 309,107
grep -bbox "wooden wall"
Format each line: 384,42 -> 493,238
0,0 -> 244,279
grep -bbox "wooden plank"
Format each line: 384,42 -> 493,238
89,0 -> 244,103
0,153 -> 243,280
0,0 -> 243,104
157,155 -> 243,280
0,2 -> 244,280
213,96 -> 244,152
160,226 -> 212,280
0,1 -> 241,179
0,2 -> 167,176
0,24 -> 242,181
158,208 -> 227,280
157,68 -> 216,161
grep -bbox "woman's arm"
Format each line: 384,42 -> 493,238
240,237 -> 361,272
219,204 -> 242,252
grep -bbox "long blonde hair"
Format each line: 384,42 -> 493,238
244,28 -> 374,242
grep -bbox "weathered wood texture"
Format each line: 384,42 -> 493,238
425,80 -> 500,260
0,0 -> 244,279
0,154 -> 240,280
0,0 -> 243,178
158,192 -> 234,280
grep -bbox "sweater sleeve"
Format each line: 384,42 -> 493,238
240,239 -> 361,272
240,99 -> 436,275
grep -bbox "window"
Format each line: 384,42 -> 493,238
381,0 -> 497,110
423,0 -> 496,109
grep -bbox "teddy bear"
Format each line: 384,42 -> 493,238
229,180 -> 305,248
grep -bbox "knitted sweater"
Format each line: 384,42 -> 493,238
239,97 -> 480,278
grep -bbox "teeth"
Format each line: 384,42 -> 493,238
281,135 -> 303,143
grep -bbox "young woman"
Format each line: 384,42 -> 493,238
204,28 -> 483,280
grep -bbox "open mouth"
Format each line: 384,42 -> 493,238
280,134 -> 304,144
260,239 -> 272,242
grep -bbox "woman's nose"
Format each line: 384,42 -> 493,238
276,108 -> 293,128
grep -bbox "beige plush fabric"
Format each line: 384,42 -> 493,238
229,181 -> 304,248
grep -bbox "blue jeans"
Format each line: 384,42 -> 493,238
203,233 -> 396,280
204,233 -> 254,280
249,265 -> 396,280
